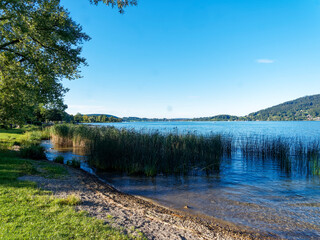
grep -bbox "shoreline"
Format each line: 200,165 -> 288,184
20,162 -> 279,240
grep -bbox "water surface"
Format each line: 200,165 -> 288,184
47,121 -> 320,239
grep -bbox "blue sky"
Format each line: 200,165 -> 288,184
61,0 -> 320,118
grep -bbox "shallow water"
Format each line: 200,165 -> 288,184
98,157 -> 320,239
45,121 -> 320,239
41,140 -> 94,174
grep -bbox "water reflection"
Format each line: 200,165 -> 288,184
41,140 -> 94,174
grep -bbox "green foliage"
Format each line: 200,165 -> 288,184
90,0 -> 137,13
0,0 -> 137,126
54,155 -> 64,164
0,126 -> 49,149
0,0 -> 91,125
193,115 -> 241,121
33,103 -> 70,123
74,113 -> 122,123
20,144 -> 46,160
247,94 -> 320,121
66,158 -> 81,169
51,124 -> 230,175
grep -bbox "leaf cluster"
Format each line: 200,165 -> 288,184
90,0 -> 137,13
0,0 -> 90,125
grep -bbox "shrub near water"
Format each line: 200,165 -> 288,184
54,155 -> 64,164
67,158 -> 81,168
20,144 -> 46,160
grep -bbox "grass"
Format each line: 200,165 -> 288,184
34,161 -> 69,179
0,128 -> 26,147
53,155 -> 64,164
20,144 -> 47,160
0,125 -> 50,148
56,194 -> 81,206
0,150 -> 145,240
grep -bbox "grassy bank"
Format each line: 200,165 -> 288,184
0,127 -> 144,239
0,152 -> 141,239
51,124 -> 232,176
0,125 -> 50,148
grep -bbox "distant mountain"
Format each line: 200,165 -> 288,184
84,94 -> 320,122
86,114 -> 120,119
122,117 -> 189,122
246,94 -> 320,121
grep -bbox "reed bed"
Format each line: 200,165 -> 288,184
50,124 -> 320,176
50,124 -> 94,152
238,135 -> 320,160
51,124 -> 230,176
239,136 -> 291,160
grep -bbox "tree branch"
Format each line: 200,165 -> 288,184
2,47 -> 32,63
0,39 -> 21,50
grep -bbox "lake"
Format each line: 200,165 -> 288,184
44,121 -> 320,239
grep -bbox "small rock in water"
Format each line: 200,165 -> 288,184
184,205 -> 190,209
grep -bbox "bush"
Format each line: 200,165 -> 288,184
20,145 -> 46,160
66,158 -> 80,168
53,156 -> 64,164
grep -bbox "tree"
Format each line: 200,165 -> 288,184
0,0 -> 89,125
0,0 -> 137,125
82,115 -> 89,122
74,113 -> 83,123
90,0 -> 137,13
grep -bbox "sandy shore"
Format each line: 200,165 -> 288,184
19,163 -> 279,240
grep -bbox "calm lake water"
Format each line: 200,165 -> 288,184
44,121 -> 320,239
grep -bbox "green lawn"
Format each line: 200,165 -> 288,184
0,129 -> 25,145
0,127 -> 145,240
0,125 -> 46,147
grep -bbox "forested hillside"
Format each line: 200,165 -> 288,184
247,94 -> 320,121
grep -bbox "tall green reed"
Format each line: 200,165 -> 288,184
50,124 -> 320,176
51,124 -> 227,176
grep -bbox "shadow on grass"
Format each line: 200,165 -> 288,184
0,150 -> 68,188
0,128 -> 24,134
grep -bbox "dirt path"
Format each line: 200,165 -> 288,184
19,164 -> 278,240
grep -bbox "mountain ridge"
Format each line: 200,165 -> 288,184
82,94 -> 320,122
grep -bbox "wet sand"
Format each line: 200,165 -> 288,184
19,162 -> 279,240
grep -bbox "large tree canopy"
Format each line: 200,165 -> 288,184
0,0 -> 137,125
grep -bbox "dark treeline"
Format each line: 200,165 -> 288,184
73,113 -> 122,123
26,108 -> 122,126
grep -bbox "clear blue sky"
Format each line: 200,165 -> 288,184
61,0 -> 320,118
